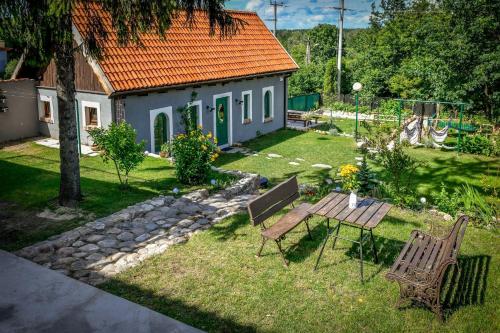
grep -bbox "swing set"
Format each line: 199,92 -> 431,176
394,98 -> 470,151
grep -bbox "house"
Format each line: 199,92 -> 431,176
36,4 -> 298,153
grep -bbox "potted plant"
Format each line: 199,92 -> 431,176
339,164 -> 360,209
159,143 -> 170,158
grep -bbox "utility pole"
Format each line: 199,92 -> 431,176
337,0 -> 344,99
269,1 -> 285,35
323,1 -> 353,99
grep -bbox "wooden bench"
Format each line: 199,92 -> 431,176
386,215 -> 469,320
287,111 -> 308,127
247,176 -> 313,266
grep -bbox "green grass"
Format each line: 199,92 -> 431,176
216,129 -> 499,204
101,128 -> 499,332
102,211 -> 499,332
0,142 -> 232,251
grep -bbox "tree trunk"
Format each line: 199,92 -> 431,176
55,12 -> 81,207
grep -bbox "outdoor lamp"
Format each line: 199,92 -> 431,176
206,105 -> 215,112
353,82 -> 363,138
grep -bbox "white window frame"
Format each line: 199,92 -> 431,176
81,101 -> 101,128
39,95 -> 54,123
149,106 -> 173,154
212,92 -> 233,148
241,90 -> 252,124
187,99 -> 203,128
262,86 -> 274,123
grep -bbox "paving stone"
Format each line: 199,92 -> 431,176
130,227 -> 146,236
196,218 -> 210,225
86,253 -> 105,261
145,222 -> 159,232
55,257 -> 76,265
106,227 -> 122,235
116,232 -> 134,241
97,239 -> 119,248
86,235 -> 105,243
72,240 -> 85,247
72,252 -> 88,258
134,233 -> 150,242
79,244 -> 99,252
70,260 -> 88,271
56,247 -> 75,256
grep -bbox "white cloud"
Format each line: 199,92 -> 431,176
245,0 -> 264,11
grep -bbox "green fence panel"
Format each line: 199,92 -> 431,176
288,93 -> 320,111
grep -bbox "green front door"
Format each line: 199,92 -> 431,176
189,104 -> 198,132
215,97 -> 229,146
154,113 -> 169,153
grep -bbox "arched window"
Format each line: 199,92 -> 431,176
264,90 -> 271,119
154,113 -> 169,153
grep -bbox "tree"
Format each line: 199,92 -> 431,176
307,24 -> 338,64
88,122 -> 146,187
0,0 -> 242,207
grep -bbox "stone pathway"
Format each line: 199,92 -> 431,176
17,170 -> 259,286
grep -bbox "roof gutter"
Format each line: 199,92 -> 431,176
109,69 -> 298,97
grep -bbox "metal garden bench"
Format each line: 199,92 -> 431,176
247,176 -> 313,266
386,215 -> 469,320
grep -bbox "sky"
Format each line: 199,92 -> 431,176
225,0 -> 379,30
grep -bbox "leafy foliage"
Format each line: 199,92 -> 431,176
171,129 -> 219,185
177,91 -> 199,133
431,183 -> 462,216
461,134 -> 498,157
88,122 -> 146,187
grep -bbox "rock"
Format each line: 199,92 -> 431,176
102,248 -> 118,256
118,241 -> 136,249
196,218 -> 210,225
73,252 -> 87,258
79,244 -> 99,252
97,239 -> 119,248
86,234 -> 105,243
55,257 -> 76,265
106,227 -> 122,234
177,219 -> 194,228
57,247 -> 75,256
144,222 -> 158,232
131,218 -> 147,227
86,253 -> 105,261
268,153 -> 282,158
311,163 -> 332,169
72,240 -> 85,247
130,227 -> 146,236
288,162 -> 300,166
150,198 -> 165,207
443,213 -> 453,221
189,223 -> 201,230
73,270 -> 90,278
296,158 -> 305,161
116,232 -> 134,241
134,233 -> 150,242
181,205 -> 200,214
70,260 -> 88,271
144,210 -> 163,220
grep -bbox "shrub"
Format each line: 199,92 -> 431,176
431,183 -> 462,216
461,184 -> 497,227
461,134 -> 497,156
376,143 -> 421,207
88,122 -> 145,186
171,128 -> 219,185
376,99 -> 400,115
356,155 -> 378,196
3,58 -> 18,79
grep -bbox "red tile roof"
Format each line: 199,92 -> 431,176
72,4 -> 298,93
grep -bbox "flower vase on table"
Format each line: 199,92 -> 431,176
339,164 -> 360,209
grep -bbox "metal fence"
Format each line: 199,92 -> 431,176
288,93 -> 321,111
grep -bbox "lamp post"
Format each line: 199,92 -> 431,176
353,82 -> 362,139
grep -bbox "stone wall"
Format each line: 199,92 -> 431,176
17,169 -> 260,285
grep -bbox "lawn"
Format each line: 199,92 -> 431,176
100,128 -> 499,332
216,128 -> 499,203
0,141 -> 232,251
102,210 -> 499,332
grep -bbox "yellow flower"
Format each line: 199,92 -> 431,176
339,164 -> 359,177
201,145 -> 207,151
206,132 -> 212,139
198,124 -> 203,129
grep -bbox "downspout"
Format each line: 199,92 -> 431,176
283,75 -> 288,129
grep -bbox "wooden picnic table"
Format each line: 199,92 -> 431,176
308,191 -> 392,282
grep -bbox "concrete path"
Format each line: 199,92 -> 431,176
0,250 -> 203,333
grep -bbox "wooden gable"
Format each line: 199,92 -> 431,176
40,49 -> 106,93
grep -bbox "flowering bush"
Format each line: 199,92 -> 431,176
171,127 -> 220,185
339,164 -> 360,192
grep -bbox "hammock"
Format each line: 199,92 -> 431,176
400,119 -> 420,145
430,125 -> 448,143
